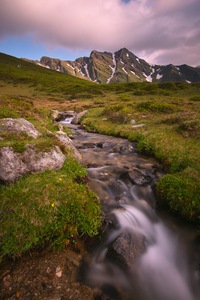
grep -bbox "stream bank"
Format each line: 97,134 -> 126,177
1,122 -> 199,300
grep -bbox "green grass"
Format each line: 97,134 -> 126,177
0,158 -> 101,260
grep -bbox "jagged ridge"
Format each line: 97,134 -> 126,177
24,48 -> 200,84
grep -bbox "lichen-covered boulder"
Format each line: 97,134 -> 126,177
56,132 -> 82,161
0,118 -> 40,139
0,145 -> 65,183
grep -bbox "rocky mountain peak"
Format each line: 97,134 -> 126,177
24,49 -> 200,84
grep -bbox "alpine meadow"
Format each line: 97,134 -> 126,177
0,51 -> 199,261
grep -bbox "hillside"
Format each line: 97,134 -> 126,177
0,52 -> 102,102
24,48 -> 200,84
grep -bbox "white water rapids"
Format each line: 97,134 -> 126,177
64,120 -> 200,300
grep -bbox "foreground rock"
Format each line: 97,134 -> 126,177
0,118 -> 40,139
107,231 -> 145,270
0,145 -> 65,183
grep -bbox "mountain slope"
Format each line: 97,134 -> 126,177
0,52 -> 100,100
25,48 -> 200,84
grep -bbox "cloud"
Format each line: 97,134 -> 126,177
0,0 -> 199,65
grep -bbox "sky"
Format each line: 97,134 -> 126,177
0,0 -> 200,66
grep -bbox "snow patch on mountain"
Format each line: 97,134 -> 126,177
130,71 -> 140,79
146,74 -> 153,82
66,62 -> 76,75
107,53 -> 117,83
175,66 -> 181,74
84,64 -> 91,80
156,73 -> 163,80
77,68 -> 85,77
122,67 -> 129,75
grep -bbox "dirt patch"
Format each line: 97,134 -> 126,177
0,241 -> 100,300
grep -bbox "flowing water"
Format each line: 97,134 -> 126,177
65,121 -> 200,300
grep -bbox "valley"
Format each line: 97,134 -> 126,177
0,52 -> 200,299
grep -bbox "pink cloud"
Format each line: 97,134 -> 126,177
0,0 -> 199,65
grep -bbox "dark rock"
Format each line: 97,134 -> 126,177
111,142 -> 135,154
107,231 -> 145,270
119,167 -> 154,185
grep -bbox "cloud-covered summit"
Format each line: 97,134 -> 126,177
0,0 -> 199,66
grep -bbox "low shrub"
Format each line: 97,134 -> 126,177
189,96 -> 200,102
102,104 -> 129,123
136,101 -> 178,113
156,170 -> 200,222
178,119 -> 200,139
158,82 -> 177,90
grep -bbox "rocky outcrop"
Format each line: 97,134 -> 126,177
0,145 -> 65,183
0,117 -> 82,183
56,131 -> 82,161
71,110 -> 87,125
0,118 -> 40,139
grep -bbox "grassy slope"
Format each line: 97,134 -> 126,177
0,54 -> 102,261
0,53 -> 199,261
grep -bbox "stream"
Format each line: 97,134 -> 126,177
64,121 -> 200,300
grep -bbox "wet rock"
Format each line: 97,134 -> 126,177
53,111 -> 75,122
0,118 -> 40,139
82,142 -> 97,149
107,231 -> 145,270
111,142 -> 135,154
119,167 -> 154,185
71,110 -> 87,125
0,145 -> 65,183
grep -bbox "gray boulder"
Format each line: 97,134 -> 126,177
0,118 -> 40,139
56,132 -> 82,161
71,110 -> 87,125
108,231 -> 145,270
0,145 -> 65,183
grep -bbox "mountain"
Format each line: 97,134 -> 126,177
23,48 -> 200,84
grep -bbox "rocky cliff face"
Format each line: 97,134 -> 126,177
25,48 -> 200,84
